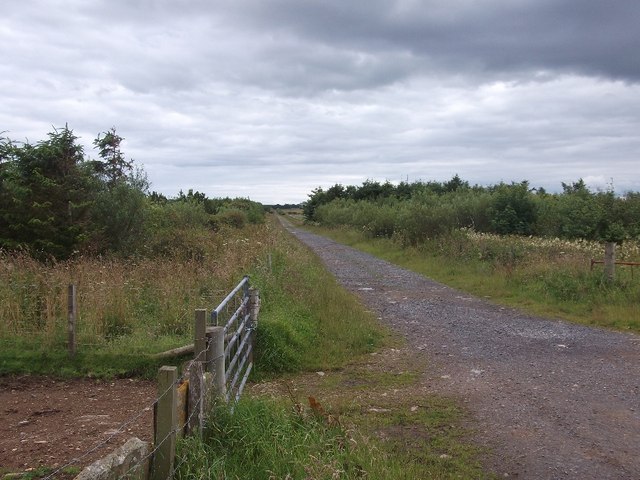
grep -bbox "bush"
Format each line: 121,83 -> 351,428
216,209 -> 248,228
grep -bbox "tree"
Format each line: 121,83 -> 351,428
444,174 -> 469,192
88,167 -> 150,254
0,126 -> 94,258
489,181 -> 537,235
92,128 -> 133,187
303,187 -> 326,221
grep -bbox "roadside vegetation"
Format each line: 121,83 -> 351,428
176,220 -> 487,479
1,128 -> 488,478
298,176 -> 640,333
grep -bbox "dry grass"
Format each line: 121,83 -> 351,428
0,223 -> 276,350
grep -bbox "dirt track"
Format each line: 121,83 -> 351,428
0,376 -> 154,476
284,220 -> 640,479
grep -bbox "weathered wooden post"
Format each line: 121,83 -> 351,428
187,360 -> 204,436
152,366 -> 177,480
194,309 -> 207,363
249,288 -> 260,324
248,287 -> 260,363
176,381 -> 188,439
67,284 -> 77,358
208,327 -> 226,398
604,242 -> 616,282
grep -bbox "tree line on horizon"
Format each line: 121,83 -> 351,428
303,175 -> 640,244
0,126 -> 264,261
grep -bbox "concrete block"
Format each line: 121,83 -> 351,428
74,437 -> 149,480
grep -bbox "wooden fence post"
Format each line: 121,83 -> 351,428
604,242 -> 616,282
152,366 -> 177,480
194,309 -> 207,363
249,288 -> 260,325
67,284 -> 77,358
187,360 -> 204,436
248,288 -> 260,363
208,327 -> 226,398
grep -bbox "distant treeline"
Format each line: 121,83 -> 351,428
0,126 -> 264,260
304,176 -> 640,244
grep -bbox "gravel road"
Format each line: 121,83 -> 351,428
283,220 -> 640,479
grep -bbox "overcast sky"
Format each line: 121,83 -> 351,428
2,1 -> 639,203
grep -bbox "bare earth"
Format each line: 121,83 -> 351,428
0,376 -> 155,477
284,220 -> 640,479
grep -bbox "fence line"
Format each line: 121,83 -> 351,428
43,376 -> 180,480
67,275 -> 261,480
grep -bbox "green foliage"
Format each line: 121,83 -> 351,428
0,127 -> 266,260
251,227 -> 384,376
489,182 -> 537,235
88,169 -> 150,255
306,176 -> 639,244
92,127 -> 133,186
215,208 -> 248,228
0,126 -> 95,259
176,398 -> 359,480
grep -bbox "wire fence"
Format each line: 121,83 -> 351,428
40,276 -> 260,479
42,377 -> 179,480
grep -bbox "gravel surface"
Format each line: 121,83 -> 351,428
284,220 -> 640,479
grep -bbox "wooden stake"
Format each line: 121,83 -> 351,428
604,242 -> 616,282
248,288 -> 260,364
187,361 -> 204,436
152,366 -> 177,480
67,284 -> 77,358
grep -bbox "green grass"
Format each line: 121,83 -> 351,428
250,224 -> 386,376
0,337 -> 183,378
176,392 -> 489,480
0,465 -> 80,480
173,218 -> 491,479
298,223 -> 640,333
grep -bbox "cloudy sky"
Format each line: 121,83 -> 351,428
1,1 -> 639,203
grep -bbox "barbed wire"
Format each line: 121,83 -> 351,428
120,369 -> 209,480
28,285 -> 252,478
42,376 -> 180,480
44,354 -> 225,479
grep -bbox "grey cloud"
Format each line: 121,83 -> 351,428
1,0 -> 639,204
219,0 -> 640,87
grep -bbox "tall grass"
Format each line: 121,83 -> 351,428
251,222 -> 384,375
301,223 -> 640,333
176,394 -> 486,480
0,227 -> 264,341
0,215 -> 385,376
0,224 -> 274,376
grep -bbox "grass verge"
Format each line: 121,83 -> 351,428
296,222 -> 640,333
250,219 -> 385,376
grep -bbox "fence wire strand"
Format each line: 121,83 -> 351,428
42,278 -> 256,479
120,370 -> 208,480
42,377 -> 180,480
